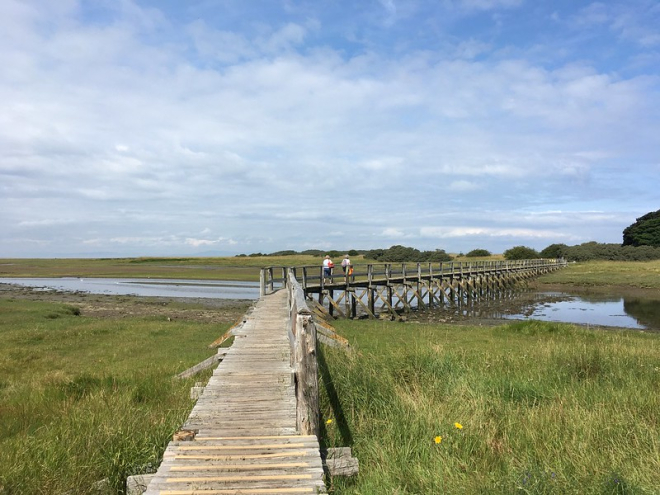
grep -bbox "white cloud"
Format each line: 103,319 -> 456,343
377,0 -> 398,26
0,0 -> 657,257
420,226 -> 569,240
571,1 -> 660,47
381,228 -> 410,239
185,237 -> 236,247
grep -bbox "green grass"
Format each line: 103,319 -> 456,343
320,319 -> 660,494
0,298 -> 231,494
3,258 -> 659,494
538,260 -> 660,289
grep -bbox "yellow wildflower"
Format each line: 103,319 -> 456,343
326,419 -> 333,425
454,422 -> 463,429
434,436 -> 442,444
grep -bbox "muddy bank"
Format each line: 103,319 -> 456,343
0,283 -> 253,324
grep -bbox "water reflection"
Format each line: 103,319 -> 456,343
486,291 -> 660,331
0,277 -> 260,300
623,298 -> 660,330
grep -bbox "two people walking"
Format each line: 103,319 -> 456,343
323,254 -> 353,284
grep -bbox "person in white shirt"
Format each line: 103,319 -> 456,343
322,255 -> 334,283
341,254 -> 350,274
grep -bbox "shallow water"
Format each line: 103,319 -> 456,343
0,277 -> 260,300
501,292 -> 649,329
2,278 -> 658,330
461,290 -> 660,331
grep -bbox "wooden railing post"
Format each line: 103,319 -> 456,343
286,271 -> 320,437
295,312 -> 319,437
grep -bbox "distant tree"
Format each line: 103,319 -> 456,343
622,210 -> 660,247
363,245 -> 452,262
363,248 -> 385,260
540,243 -> 568,259
465,249 -> 491,258
348,249 -> 360,256
268,250 -> 297,256
423,249 -> 452,262
380,245 -> 422,262
503,245 -> 539,260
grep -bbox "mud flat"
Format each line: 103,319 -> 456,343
0,283 -> 252,324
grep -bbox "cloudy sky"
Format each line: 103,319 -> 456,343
2,0 -> 659,257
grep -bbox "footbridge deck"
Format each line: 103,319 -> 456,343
145,289 -> 326,494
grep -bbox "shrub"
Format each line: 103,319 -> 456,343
363,245 -> 452,262
561,242 -> 660,262
503,246 -> 539,260
267,250 -> 297,256
465,249 -> 491,257
540,243 -> 568,259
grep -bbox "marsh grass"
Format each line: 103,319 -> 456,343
538,260 -> 660,289
0,298 -> 227,494
320,319 -> 660,494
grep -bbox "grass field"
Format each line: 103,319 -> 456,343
537,260 -> 660,289
320,319 -> 660,494
0,297 -> 235,494
1,258 -> 659,494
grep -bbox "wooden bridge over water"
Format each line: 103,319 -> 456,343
261,259 -> 566,319
142,259 -> 562,493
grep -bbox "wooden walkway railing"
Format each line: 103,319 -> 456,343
144,288 -> 326,494
261,259 -> 566,319
263,259 -> 565,293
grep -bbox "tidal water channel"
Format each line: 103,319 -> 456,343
1,278 -> 658,331
0,277 -> 260,300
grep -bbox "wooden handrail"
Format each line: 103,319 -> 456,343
286,270 -> 320,437
261,258 -> 566,292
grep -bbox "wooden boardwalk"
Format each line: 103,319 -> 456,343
261,259 -> 567,319
145,290 -> 327,494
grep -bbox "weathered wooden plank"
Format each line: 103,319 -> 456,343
145,289 -> 327,495
169,463 -> 312,471
175,351 -> 225,380
195,435 -> 318,441
158,489 -> 315,495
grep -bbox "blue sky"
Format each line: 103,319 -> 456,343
1,0 -> 659,257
